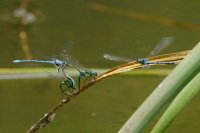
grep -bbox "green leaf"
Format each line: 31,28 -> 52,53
119,42 -> 200,133
151,72 -> 200,133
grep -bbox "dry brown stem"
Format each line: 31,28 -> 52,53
27,50 -> 190,133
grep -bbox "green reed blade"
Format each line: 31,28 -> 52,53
151,72 -> 200,133
119,42 -> 200,133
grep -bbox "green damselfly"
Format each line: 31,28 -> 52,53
61,50 -> 98,89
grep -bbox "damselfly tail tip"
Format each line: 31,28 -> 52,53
13,60 -> 20,63
103,54 -> 109,59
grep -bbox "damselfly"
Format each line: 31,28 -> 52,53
104,37 -> 175,66
13,57 -> 78,96
13,49 -> 98,93
13,59 -> 66,72
61,51 -> 98,89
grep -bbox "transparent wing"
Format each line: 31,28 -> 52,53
103,53 -> 133,62
59,41 -> 86,70
60,49 -> 87,72
148,37 -> 174,57
62,41 -> 74,53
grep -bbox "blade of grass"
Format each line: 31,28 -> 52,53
118,42 -> 200,133
151,72 -> 200,133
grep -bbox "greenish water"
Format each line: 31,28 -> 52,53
1,76 -> 200,133
0,0 -> 200,132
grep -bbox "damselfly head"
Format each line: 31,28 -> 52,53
93,72 -> 98,76
80,71 -> 86,76
91,71 -> 98,76
53,59 -> 64,67
85,70 -> 98,76
137,58 -> 149,65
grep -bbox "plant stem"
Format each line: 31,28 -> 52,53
118,42 -> 200,133
151,72 -> 200,133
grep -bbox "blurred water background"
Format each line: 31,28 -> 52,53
0,0 -> 200,132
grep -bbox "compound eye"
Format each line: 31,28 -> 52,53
55,62 -> 60,66
55,59 -> 63,66
80,72 -> 85,76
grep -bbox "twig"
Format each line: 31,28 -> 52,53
27,50 -> 190,133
